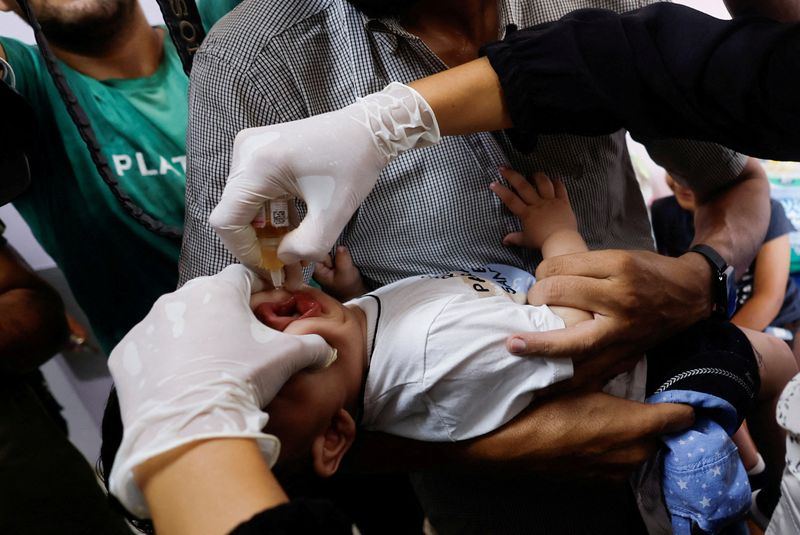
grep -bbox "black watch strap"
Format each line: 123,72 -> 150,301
689,244 -> 732,319
690,244 -> 728,273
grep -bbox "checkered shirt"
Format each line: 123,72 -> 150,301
180,0 -> 747,288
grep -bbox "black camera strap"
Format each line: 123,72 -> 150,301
153,0 -> 207,75
13,0 -> 208,242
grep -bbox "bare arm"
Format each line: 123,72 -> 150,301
732,235 -> 791,331
136,439 -> 289,535
0,243 -> 68,372
691,157 -> 770,277
408,5 -> 800,161
348,392 -> 694,479
408,57 -> 510,135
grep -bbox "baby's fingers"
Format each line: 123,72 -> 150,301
500,167 -> 539,204
333,246 -> 357,272
553,178 -> 571,200
532,172 -> 556,199
313,256 -> 335,286
490,182 -> 527,217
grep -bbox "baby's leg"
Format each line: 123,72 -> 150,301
740,328 -> 800,404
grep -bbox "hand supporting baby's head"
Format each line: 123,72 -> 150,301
251,286 -> 369,477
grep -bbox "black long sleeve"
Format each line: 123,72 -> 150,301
482,3 -> 800,160
229,499 -> 351,535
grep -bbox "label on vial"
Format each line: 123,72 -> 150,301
270,200 -> 289,227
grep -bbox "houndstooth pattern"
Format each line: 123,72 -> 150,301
179,0 -> 747,288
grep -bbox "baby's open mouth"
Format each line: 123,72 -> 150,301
254,292 -> 322,331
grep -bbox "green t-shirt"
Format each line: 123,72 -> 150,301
0,3 -> 239,352
198,0 -> 243,31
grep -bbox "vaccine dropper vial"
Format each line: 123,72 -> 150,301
254,200 -> 290,288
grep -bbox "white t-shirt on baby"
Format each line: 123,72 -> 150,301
348,264 -> 571,442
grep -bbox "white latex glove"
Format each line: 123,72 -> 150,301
209,82 -> 440,273
107,264 -> 336,518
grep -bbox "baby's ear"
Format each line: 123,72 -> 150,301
311,408 -> 356,477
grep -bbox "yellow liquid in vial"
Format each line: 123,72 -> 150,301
256,231 -> 285,272
254,200 -> 290,286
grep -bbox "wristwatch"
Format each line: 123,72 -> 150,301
689,244 -> 737,319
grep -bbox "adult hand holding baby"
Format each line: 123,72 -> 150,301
107,264 -> 336,518
209,83 -> 440,276
513,250 -> 714,391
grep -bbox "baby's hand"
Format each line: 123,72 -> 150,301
313,246 -> 368,302
491,168 -> 578,249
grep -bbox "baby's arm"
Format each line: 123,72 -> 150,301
491,168 -> 592,326
312,246 -> 368,302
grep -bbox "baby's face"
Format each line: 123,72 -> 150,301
252,286 -> 363,356
252,286 -> 365,463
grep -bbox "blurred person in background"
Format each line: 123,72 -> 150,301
0,217 -> 131,534
652,177 -> 800,357
0,0 -> 239,354
651,175 -> 800,523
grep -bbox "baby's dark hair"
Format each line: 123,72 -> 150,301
263,409 -> 321,488
99,388 -> 154,534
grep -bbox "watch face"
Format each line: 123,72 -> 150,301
724,265 -> 737,318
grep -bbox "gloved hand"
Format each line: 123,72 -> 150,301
107,264 -> 336,518
209,82 -> 440,273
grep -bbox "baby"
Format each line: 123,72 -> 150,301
255,169 -> 796,533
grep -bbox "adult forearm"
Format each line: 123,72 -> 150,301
350,392 -> 693,479
408,57 -> 511,136
692,160 -> 770,276
725,0 -> 800,21
480,3 -> 800,160
137,439 -> 289,535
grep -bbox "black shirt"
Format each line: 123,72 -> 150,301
229,499 -> 351,535
482,3 -> 800,160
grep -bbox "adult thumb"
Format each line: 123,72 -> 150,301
646,402 -> 695,436
278,216 -> 336,264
